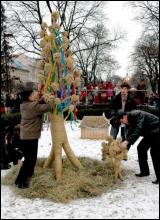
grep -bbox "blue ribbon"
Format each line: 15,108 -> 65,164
57,89 -> 61,98
67,85 -> 71,96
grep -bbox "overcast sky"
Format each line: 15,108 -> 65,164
104,1 -> 143,78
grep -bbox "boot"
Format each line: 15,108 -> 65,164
152,179 -> 159,184
135,173 -> 149,177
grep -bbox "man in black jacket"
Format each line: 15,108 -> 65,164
118,109 -> 159,184
110,82 -> 136,140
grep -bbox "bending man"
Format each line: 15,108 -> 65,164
118,109 -> 159,184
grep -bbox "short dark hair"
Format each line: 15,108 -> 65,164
19,90 -> 33,101
121,82 -> 130,89
117,110 -> 127,120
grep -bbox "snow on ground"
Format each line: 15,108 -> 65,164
1,122 -> 159,219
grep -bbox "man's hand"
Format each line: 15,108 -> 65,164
120,141 -> 128,150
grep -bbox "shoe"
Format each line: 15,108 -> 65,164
15,178 -> 30,188
15,178 -> 20,185
15,176 -> 31,186
152,179 -> 159,184
17,182 -> 29,189
135,173 -> 149,177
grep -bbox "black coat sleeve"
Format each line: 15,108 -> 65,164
127,113 -> 144,145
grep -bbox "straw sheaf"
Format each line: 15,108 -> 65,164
1,157 -> 131,203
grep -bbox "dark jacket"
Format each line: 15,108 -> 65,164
111,92 -> 136,113
20,100 -> 54,140
126,110 -> 159,147
110,92 -> 136,126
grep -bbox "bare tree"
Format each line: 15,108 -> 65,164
73,24 -> 122,85
111,75 -> 122,86
130,1 -> 159,39
131,34 -> 159,93
3,1 -> 106,56
129,1 -> 159,93
3,1 -> 44,55
3,1 -> 123,84
130,71 -> 148,88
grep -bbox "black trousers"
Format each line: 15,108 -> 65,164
15,139 -> 38,184
137,132 -> 159,180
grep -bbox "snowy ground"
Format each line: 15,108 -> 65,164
1,122 -> 159,219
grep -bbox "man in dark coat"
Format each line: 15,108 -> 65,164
118,109 -> 159,184
110,82 -> 136,140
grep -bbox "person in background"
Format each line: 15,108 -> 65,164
106,80 -> 114,103
79,87 -> 87,104
0,96 -> 5,114
1,124 -> 23,170
1,128 -> 11,170
13,93 -> 22,112
148,93 -> 159,108
15,90 -> 55,189
113,84 -> 120,96
110,81 -> 136,140
98,81 -> 104,103
5,93 -> 11,113
118,109 -> 159,184
136,79 -> 147,104
99,82 -> 106,103
93,84 -> 99,104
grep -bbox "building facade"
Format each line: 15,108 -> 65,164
10,53 -> 39,90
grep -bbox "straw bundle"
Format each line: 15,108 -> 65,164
2,157 -> 130,203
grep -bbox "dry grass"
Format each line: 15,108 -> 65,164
2,157 -> 129,203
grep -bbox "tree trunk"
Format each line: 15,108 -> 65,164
43,111 -> 83,180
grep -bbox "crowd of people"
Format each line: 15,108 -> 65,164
79,81 -> 115,104
1,80 -> 159,115
1,93 -> 22,114
79,80 -> 160,108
